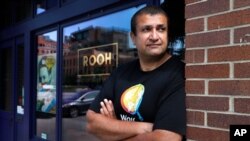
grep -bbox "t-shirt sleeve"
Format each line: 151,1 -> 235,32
153,67 -> 186,136
89,70 -> 117,113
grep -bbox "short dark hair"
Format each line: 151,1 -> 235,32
130,6 -> 169,36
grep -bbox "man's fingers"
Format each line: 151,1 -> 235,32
100,101 -> 109,116
104,99 -> 113,113
100,108 -> 104,115
108,100 -> 116,118
100,99 -> 116,119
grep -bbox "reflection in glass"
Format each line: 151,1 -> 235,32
36,0 -> 57,15
0,47 -> 12,111
17,44 -> 25,114
62,5 -> 145,141
36,31 -> 57,141
168,36 -> 185,59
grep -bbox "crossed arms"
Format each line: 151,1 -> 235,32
86,99 -> 182,141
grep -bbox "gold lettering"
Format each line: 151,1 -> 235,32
89,55 -> 96,66
83,56 -> 88,66
82,52 -> 112,67
97,54 -> 105,65
105,52 -> 112,65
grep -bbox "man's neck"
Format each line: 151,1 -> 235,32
139,53 -> 171,72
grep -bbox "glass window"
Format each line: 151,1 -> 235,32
36,31 -> 57,141
82,91 -> 99,100
36,0 -> 57,15
62,5 -> 145,141
17,44 -> 25,115
0,47 -> 13,111
160,0 -> 185,59
168,36 -> 185,59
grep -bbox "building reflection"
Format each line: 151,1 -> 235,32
38,35 -> 57,55
63,26 -> 137,88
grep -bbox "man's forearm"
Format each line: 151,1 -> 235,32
124,129 -> 182,141
86,110 -> 152,141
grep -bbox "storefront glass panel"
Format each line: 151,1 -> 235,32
62,5 -> 145,141
0,47 -> 13,111
36,31 -> 57,141
17,44 -> 25,115
36,0 -> 57,15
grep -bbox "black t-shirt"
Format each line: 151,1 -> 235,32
90,56 -> 186,136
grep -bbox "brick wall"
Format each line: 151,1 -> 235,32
185,0 -> 250,140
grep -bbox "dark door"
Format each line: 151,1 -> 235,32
0,45 -> 14,141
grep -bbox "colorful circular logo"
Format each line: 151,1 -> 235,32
120,84 -> 145,117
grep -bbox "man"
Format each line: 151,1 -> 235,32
86,6 -> 186,141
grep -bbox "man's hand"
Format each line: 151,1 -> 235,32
124,129 -> 183,141
86,99 -> 153,140
87,99 -> 182,141
86,110 -> 153,141
99,99 -> 153,134
100,99 -> 116,119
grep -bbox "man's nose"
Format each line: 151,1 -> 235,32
149,30 -> 159,41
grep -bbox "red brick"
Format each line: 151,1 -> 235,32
208,45 -> 250,62
185,0 -> 229,18
207,113 -> 250,129
185,0 -> 202,5
186,18 -> 204,33
235,62 -> 250,78
235,98 -> 250,114
234,0 -> 250,9
209,80 -> 250,96
234,26 -> 250,44
185,49 -> 205,63
186,30 -> 230,48
187,126 -> 229,141
208,9 -> 250,30
186,64 -> 229,78
186,80 -> 205,94
187,111 -> 205,125
186,96 -> 229,111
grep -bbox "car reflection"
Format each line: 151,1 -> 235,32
62,89 -> 100,118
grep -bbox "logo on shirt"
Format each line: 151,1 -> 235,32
120,84 -> 144,121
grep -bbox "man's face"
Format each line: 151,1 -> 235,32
131,14 -> 168,58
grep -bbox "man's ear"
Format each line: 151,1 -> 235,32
130,32 -> 136,45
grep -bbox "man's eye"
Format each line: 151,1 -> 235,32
142,27 -> 151,32
158,27 -> 166,32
